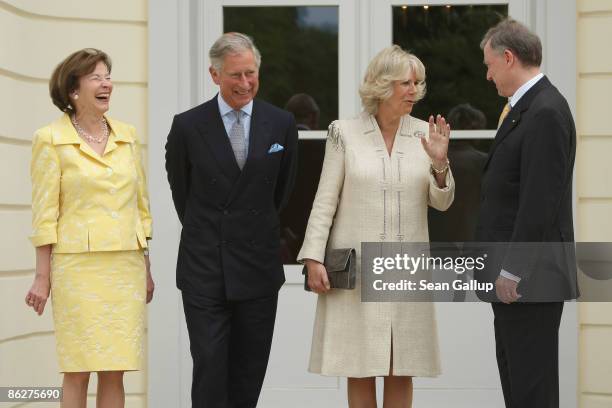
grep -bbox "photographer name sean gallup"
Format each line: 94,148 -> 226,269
372,278 -> 494,292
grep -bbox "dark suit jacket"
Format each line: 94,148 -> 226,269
429,143 -> 488,242
475,76 -> 579,301
165,96 -> 298,301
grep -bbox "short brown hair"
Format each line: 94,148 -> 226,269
481,18 -> 542,68
49,48 -> 112,114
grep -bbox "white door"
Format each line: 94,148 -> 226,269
148,0 -> 577,407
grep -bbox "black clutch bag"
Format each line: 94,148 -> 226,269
302,248 -> 356,291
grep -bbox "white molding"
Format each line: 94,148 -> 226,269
338,0 -> 360,117
201,0 -> 223,102
540,2 -> 578,407
148,1 -> 184,407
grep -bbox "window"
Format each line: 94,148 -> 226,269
391,4 -> 507,241
224,6 -> 339,130
223,6 -> 340,263
393,4 -> 508,129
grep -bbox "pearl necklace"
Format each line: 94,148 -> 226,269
71,115 -> 109,144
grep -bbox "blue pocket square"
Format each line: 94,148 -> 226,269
268,143 -> 284,153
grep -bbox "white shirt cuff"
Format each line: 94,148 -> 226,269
500,269 -> 521,283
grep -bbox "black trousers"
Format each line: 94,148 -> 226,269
492,302 -> 564,408
182,291 -> 278,408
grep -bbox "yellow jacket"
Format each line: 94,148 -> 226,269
30,114 -> 152,253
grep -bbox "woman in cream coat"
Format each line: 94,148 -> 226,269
298,45 -> 454,407
24,49 -> 153,408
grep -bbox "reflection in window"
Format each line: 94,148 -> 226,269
428,139 -> 492,242
427,103 -> 492,242
393,5 -> 508,129
279,140 -> 325,264
224,6 -> 338,130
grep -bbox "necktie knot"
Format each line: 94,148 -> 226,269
497,102 -> 512,128
233,110 -> 242,124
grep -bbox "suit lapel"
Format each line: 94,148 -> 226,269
243,100 -> 270,173
225,99 -> 270,206
483,76 -> 552,171
196,96 -> 242,182
360,113 -> 385,154
483,109 -> 521,170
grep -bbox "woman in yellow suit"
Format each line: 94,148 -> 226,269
24,49 -> 153,407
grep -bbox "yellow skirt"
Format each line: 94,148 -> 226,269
51,250 -> 146,372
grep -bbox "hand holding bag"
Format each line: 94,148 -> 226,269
303,248 -> 356,291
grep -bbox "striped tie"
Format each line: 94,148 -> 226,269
497,102 -> 511,129
229,110 -> 247,169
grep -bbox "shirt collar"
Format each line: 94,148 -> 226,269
217,93 -> 253,118
509,72 -> 544,108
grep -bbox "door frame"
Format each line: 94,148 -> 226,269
147,1 -> 577,406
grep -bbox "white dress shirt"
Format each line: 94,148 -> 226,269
509,72 -> 544,108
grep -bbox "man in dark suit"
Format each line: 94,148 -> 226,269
165,32 -> 298,407
475,19 -> 578,408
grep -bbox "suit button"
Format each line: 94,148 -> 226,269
109,188 -> 117,195
107,168 -> 113,175
223,210 -> 229,215
111,211 -> 119,219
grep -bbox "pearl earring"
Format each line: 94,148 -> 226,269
73,94 -> 79,100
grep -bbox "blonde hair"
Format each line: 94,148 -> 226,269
359,45 -> 426,115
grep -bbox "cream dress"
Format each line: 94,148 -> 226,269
297,113 -> 455,377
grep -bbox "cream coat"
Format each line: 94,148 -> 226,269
298,113 -> 455,377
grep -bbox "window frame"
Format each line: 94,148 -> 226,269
200,0 -> 359,142
371,0 -> 527,139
